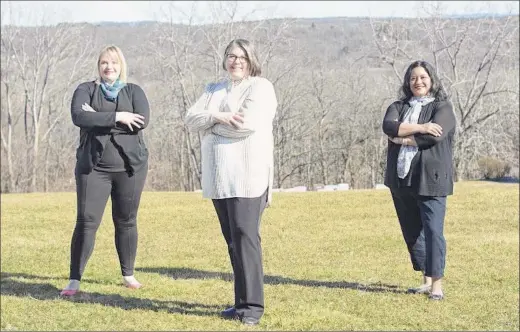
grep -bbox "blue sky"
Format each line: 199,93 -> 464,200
1,1 -> 518,26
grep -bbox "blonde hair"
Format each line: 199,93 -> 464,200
97,45 -> 128,83
222,39 -> 262,77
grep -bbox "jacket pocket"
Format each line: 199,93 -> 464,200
138,135 -> 148,154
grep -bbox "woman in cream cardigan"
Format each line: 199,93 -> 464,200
184,38 -> 277,326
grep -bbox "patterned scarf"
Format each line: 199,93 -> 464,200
99,79 -> 126,101
396,96 -> 435,179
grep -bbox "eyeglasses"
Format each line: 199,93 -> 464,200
226,54 -> 248,63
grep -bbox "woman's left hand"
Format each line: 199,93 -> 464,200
82,103 -> 96,112
213,112 -> 244,128
388,135 -> 416,146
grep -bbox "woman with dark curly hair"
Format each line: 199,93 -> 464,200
382,60 -> 456,301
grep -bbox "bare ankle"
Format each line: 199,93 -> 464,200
423,275 -> 432,286
431,277 -> 443,294
64,279 -> 80,290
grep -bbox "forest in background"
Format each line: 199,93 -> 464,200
1,2 -> 518,193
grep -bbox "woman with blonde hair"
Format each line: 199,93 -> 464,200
184,38 -> 277,326
61,45 -> 150,296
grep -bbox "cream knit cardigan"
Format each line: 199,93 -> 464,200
184,76 -> 277,205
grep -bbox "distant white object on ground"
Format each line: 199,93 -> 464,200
337,183 -> 350,191
282,186 -> 308,192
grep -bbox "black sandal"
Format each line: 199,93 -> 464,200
407,284 -> 431,294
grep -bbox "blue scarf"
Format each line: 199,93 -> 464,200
100,79 -> 126,101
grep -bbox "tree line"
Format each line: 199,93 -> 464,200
1,2 -> 518,193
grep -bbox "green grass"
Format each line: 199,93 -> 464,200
1,181 -> 518,331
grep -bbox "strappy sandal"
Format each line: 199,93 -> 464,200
428,293 -> 444,301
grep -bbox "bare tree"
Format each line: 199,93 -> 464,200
370,12 -> 519,180
7,23 -> 93,192
146,1 -> 300,191
1,23 -> 21,192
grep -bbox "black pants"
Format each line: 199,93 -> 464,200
68,165 -> 147,280
212,189 -> 268,320
390,187 -> 447,278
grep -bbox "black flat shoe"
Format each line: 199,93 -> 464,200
241,316 -> 260,326
220,306 -> 238,320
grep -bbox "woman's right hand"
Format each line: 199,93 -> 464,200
115,112 -> 145,131
212,112 -> 244,129
82,103 -> 96,112
419,122 -> 443,137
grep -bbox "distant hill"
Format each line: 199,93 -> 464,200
85,12 -> 518,28
93,20 -> 157,27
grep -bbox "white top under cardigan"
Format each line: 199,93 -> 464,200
184,76 -> 278,205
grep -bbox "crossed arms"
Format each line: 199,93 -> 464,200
70,83 -> 149,134
184,78 -> 277,138
382,101 -> 456,149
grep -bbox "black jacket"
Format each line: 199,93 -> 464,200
71,81 -> 150,175
382,100 -> 456,196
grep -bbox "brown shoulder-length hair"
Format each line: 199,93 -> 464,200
96,45 -> 128,83
221,39 -> 262,77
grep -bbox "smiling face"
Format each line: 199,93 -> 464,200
225,46 -> 250,81
409,66 -> 432,97
98,51 -> 121,84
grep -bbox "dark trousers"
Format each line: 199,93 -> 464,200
69,165 -> 147,280
212,189 -> 268,320
390,187 -> 447,278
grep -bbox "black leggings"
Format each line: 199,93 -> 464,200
68,166 -> 147,280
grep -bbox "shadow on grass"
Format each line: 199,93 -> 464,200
0,272 -> 116,285
477,177 -> 519,183
0,272 -> 220,317
136,267 -> 408,294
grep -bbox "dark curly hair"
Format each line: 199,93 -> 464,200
399,60 -> 448,101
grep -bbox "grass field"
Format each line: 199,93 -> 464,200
1,181 -> 518,331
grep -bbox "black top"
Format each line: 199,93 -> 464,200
71,81 -> 150,175
91,96 -> 125,172
382,100 -> 456,196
